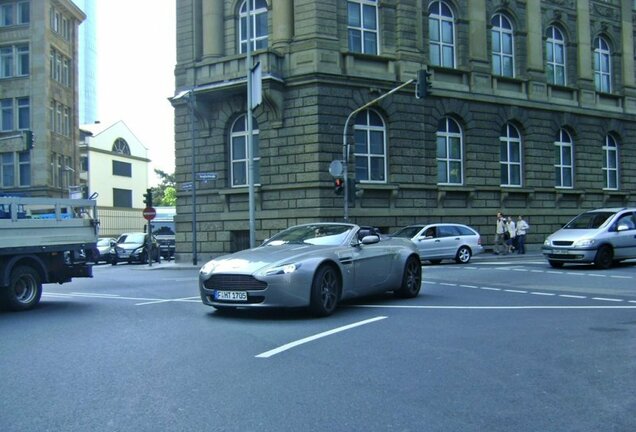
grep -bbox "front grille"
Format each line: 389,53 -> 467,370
553,241 -> 574,246
204,274 -> 267,291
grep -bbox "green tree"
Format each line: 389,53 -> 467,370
152,169 -> 176,206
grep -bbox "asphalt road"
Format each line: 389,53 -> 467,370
1,254 -> 634,432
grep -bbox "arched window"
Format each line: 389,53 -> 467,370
593,36 -> 611,93
239,0 -> 268,53
428,1 -> 455,68
347,0 -> 378,55
546,26 -> 566,85
491,13 -> 514,77
500,123 -> 522,187
230,115 -> 260,187
436,117 -> 463,185
354,109 -> 386,182
554,129 -> 573,188
112,138 -> 130,155
603,135 -> 619,190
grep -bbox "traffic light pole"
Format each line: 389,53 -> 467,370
341,78 -> 414,222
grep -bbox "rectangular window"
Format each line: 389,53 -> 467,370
18,2 -> 29,24
1,46 -> 13,77
113,188 -> 133,208
17,44 -> 29,75
2,153 -> 15,187
1,4 -> 14,26
62,58 -> 70,86
1,99 -> 13,131
18,151 -> 30,186
17,97 -> 29,129
112,160 -> 132,177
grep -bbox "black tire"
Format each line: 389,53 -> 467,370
308,265 -> 340,317
429,259 -> 442,265
548,260 -> 564,268
395,256 -> 422,298
594,245 -> 613,269
455,246 -> 472,264
3,266 -> 42,311
111,256 -> 118,266
140,251 -> 149,264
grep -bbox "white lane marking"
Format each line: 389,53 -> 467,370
43,292 -> 200,304
530,292 -> 556,296
559,294 -> 587,299
460,285 -> 479,289
610,275 -> 632,279
504,289 -> 528,294
480,287 -> 501,291
440,283 -> 457,287
591,297 -> 624,302
255,316 -> 387,359
136,296 -> 200,306
70,292 -> 120,297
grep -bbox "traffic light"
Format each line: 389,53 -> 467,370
24,130 -> 34,150
143,188 -> 153,207
415,69 -> 432,99
334,178 -> 344,195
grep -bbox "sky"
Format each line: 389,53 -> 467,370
95,0 -> 177,184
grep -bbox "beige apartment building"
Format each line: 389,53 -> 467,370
173,0 -> 636,261
1,0 -> 84,198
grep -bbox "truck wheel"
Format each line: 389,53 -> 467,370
4,266 -> 42,311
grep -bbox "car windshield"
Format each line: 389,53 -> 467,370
118,233 -> 145,244
151,221 -> 175,236
392,226 -> 423,238
564,211 -> 615,229
263,224 -> 353,246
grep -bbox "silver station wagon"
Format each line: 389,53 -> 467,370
542,208 -> 636,269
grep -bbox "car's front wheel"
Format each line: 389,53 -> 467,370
594,245 -> 614,269
309,265 -> 340,317
394,256 -> 422,298
455,246 -> 472,264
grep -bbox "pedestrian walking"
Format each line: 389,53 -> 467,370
506,216 -> 516,253
494,212 -> 507,254
516,215 -> 530,254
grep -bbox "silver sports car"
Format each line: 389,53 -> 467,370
199,223 -> 422,317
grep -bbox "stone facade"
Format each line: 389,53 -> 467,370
173,0 -> 636,262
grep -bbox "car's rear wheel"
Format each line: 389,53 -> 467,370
394,256 -> 422,298
309,265 -> 340,317
455,246 -> 472,264
548,260 -> 563,268
2,266 -> 42,311
594,245 -> 614,269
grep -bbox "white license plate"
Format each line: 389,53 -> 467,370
552,249 -> 570,255
214,290 -> 248,301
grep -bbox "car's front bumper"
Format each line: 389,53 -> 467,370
541,246 -> 597,263
199,273 -> 311,309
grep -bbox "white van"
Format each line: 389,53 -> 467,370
542,208 -> 636,269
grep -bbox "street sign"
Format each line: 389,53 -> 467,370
180,181 -> 193,191
143,207 -> 157,221
197,172 -> 218,181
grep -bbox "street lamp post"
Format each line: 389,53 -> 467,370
189,90 -> 198,266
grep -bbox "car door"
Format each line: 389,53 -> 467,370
351,237 -> 394,295
415,225 -> 440,259
436,225 -> 461,258
610,211 -> 636,259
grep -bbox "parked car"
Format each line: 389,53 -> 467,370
111,232 -> 161,265
92,237 -> 116,263
542,207 -> 636,269
391,223 -> 484,264
199,223 -> 422,317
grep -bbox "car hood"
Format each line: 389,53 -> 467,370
547,228 -> 602,242
116,243 -> 144,251
209,243 -> 328,274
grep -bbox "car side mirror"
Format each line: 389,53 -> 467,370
616,224 -> 630,232
360,235 -> 380,245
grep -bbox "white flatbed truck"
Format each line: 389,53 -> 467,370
0,197 -> 99,311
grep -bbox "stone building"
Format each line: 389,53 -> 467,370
172,0 -> 636,261
0,0 -> 85,197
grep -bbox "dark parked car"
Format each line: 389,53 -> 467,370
111,232 -> 160,265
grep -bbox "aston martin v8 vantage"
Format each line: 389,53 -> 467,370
199,223 -> 422,317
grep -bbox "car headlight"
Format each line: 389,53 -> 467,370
573,239 -> 596,248
544,239 -> 550,246
264,263 -> 301,276
200,260 -> 219,276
